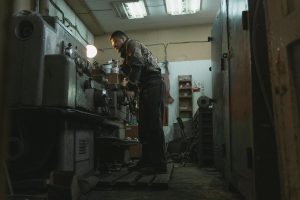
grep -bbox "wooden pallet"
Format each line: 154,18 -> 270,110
95,163 -> 174,190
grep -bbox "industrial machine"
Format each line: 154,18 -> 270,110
6,11 -> 130,194
8,10 -> 108,112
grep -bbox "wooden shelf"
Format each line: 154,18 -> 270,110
178,75 -> 192,118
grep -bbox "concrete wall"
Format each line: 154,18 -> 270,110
94,24 -> 212,64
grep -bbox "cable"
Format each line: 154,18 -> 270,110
49,0 -> 65,24
99,40 -> 210,61
64,18 -> 90,45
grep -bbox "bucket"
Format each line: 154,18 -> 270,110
102,64 -> 112,74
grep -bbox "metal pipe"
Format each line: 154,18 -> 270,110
35,0 -> 39,12
39,0 -> 49,16
49,0 -> 65,23
98,40 -> 209,61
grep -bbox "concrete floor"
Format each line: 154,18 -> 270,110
84,164 -> 244,200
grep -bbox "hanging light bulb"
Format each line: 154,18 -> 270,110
86,45 -> 97,58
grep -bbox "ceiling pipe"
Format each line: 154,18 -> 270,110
49,0 -> 65,23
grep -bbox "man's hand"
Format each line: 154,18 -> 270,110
126,91 -> 135,101
121,78 -> 128,87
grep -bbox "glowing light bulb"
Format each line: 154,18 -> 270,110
86,45 -> 97,58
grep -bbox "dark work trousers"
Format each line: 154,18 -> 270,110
138,78 -> 167,168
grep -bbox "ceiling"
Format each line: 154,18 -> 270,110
66,0 -> 221,35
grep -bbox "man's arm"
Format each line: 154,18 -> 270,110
126,40 -> 144,91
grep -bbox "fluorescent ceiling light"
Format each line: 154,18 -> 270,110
165,0 -> 201,15
111,0 -> 147,19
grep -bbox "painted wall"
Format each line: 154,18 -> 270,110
164,60 -> 212,141
95,24 -> 212,64
13,0 -> 94,45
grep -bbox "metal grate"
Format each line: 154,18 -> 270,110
78,139 -> 88,155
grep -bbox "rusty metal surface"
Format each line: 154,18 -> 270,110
220,0 -> 232,182
265,0 -> 300,199
227,0 -> 254,198
211,7 -> 225,171
211,0 -> 232,183
209,0 -> 284,199
212,1 -> 257,198
212,1 -> 254,197
250,0 -> 281,200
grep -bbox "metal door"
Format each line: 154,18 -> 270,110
211,6 -> 224,171
264,0 -> 300,199
221,0 -> 231,182
227,0 -> 255,198
211,0 -> 231,181
249,0 -> 281,200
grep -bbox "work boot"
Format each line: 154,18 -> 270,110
128,160 -> 147,171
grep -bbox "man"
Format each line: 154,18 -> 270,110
110,30 -> 167,174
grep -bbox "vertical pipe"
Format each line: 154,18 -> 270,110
39,0 -> 49,16
35,0 -> 39,13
